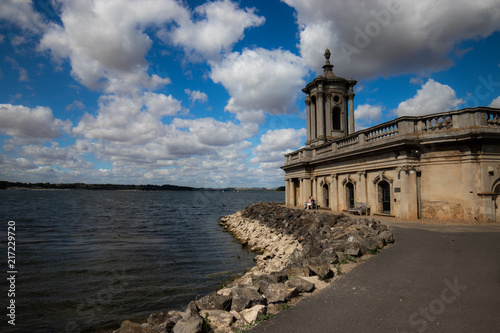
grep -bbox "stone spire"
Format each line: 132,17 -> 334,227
322,48 -> 335,78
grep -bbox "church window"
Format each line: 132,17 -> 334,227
332,107 -> 341,131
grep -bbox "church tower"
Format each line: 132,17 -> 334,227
303,49 -> 357,146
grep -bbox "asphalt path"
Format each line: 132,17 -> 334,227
249,221 -> 500,333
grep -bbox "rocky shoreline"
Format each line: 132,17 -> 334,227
113,202 -> 394,333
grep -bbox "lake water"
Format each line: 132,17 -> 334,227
0,190 -> 284,332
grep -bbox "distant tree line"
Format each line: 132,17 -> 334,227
0,181 -> 196,191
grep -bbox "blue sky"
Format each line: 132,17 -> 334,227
1,0 -> 499,188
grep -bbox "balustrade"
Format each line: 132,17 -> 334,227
284,107 -> 500,166
487,111 -> 500,126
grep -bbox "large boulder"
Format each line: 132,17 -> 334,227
172,302 -> 204,333
262,283 -> 297,304
195,291 -> 232,311
200,310 -> 235,331
304,257 -> 333,280
146,311 -> 182,332
230,286 -> 266,312
377,230 -> 394,247
240,305 -> 267,324
116,320 -> 147,333
319,248 -> 338,264
285,277 -> 315,293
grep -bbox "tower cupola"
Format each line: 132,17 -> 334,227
303,49 -> 357,146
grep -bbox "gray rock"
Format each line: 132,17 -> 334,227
304,257 -> 333,280
240,305 -> 267,324
281,263 -> 310,278
195,291 -> 232,311
146,311 -> 182,333
263,283 -> 297,303
285,277 -> 315,293
231,286 -> 266,312
173,301 -> 204,333
377,230 -> 394,246
116,320 -> 147,333
319,248 -> 338,264
200,310 -> 235,330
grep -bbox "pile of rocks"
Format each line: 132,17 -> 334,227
114,202 -> 394,333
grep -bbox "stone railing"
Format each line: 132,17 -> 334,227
284,107 -> 500,165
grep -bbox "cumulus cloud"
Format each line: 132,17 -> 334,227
143,92 -> 183,118
0,104 -> 71,139
66,100 -> 85,111
394,79 -> 463,116
490,96 -> 500,108
173,118 -> 258,147
73,93 -> 182,144
252,128 -> 306,163
185,89 -> 208,103
0,0 -> 48,34
210,48 -> 308,118
355,103 -> 383,129
165,0 -> 265,61
284,0 -> 500,79
39,0 -> 186,93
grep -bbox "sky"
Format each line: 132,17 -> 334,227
0,0 -> 500,188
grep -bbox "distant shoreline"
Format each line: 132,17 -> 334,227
0,181 -> 283,192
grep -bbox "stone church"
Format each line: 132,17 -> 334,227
282,49 -> 500,223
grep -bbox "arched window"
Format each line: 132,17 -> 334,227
332,107 -> 341,131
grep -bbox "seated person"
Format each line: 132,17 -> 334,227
305,196 -> 315,209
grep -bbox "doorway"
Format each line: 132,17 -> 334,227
378,181 -> 391,214
293,179 -> 300,207
495,183 -> 500,223
346,182 -> 355,209
323,183 -> 329,208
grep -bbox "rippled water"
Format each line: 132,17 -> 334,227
0,190 -> 284,332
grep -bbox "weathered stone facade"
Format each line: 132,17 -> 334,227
282,50 -> 500,223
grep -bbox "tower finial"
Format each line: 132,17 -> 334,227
322,48 -> 334,77
324,48 -> 331,62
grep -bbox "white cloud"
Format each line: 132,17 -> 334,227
39,0 -> 186,93
0,104 -> 71,139
22,145 -> 92,170
73,93 -> 181,145
284,0 -> 500,79
490,96 -> 500,108
355,104 -> 383,121
66,100 -> 85,111
173,118 -> 258,147
143,92 -> 183,118
252,128 -> 306,163
0,0 -> 48,34
410,77 -> 424,85
165,0 -> 265,61
355,103 -> 383,129
394,79 -> 463,116
184,89 -> 208,103
210,48 -> 308,117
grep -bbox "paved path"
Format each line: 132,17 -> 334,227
249,221 -> 500,333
